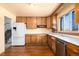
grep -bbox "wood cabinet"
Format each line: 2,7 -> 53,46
36,34 -> 42,44
16,16 -> 52,28
36,17 -> 42,25
41,17 -> 47,25
16,16 -> 51,28
25,34 -> 31,44
16,17 -> 37,29
47,16 -> 52,28
31,17 -> 37,28
41,36 -> 47,44
37,34 -> 47,45
26,17 -> 31,28
16,17 -> 21,22
31,34 -> 37,44
48,35 -> 56,54
37,17 -> 47,26
16,17 -> 26,23
48,35 -> 52,48
67,43 -> 79,56
26,17 -> 37,29
25,34 -> 47,45
51,36 -> 56,53
74,4 -> 79,24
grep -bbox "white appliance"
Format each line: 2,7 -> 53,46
12,23 -> 26,46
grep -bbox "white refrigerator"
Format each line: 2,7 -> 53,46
12,23 -> 26,46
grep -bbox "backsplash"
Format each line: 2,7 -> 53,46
26,28 -> 52,34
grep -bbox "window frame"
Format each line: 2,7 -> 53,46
59,9 -> 79,32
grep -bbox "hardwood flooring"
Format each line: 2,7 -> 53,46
0,45 -> 54,56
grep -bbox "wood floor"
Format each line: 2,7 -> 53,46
0,45 -> 54,56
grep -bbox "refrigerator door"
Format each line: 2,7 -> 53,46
15,23 -> 26,36
12,23 -> 26,46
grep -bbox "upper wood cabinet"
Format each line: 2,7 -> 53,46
74,4 -> 79,24
16,17 -> 26,23
26,17 -> 37,29
16,17 -> 21,22
16,16 -> 51,28
36,17 -> 42,25
26,17 -> 31,28
30,17 -> 37,29
41,17 -> 47,25
36,17 -> 47,26
47,16 -> 52,28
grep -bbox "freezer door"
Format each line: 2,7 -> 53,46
12,36 -> 25,45
16,23 -> 26,36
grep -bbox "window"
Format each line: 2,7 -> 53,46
71,11 -> 78,31
60,10 -> 78,32
64,13 -> 70,31
60,17 -> 64,31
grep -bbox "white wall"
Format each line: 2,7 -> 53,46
0,6 -> 16,54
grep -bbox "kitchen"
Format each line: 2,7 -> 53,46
0,3 -> 79,56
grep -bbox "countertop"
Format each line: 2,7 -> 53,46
47,32 -> 79,46
26,32 -> 79,46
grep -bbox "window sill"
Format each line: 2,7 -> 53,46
58,31 -> 79,33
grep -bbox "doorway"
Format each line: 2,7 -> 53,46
4,16 -> 12,49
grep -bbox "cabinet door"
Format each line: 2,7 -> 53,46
16,17 -> 22,22
31,17 -> 37,28
31,35 -> 37,44
48,35 -> 56,54
21,17 -> 27,23
26,17 -> 37,29
36,17 -> 42,25
47,17 -> 52,28
67,43 -> 79,56
75,3 -> 79,24
37,34 -> 42,44
41,17 -> 47,25
16,17 -> 26,23
25,35 -> 31,44
41,34 -> 47,45
26,17 -> 32,28
48,35 -> 52,48
51,36 -> 56,54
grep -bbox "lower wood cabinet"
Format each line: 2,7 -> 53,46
25,34 -> 31,44
47,35 -> 56,54
67,43 -> 79,56
48,35 -> 52,48
31,35 -> 37,44
25,34 -> 47,45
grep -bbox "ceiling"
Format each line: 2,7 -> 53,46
0,3 -> 60,17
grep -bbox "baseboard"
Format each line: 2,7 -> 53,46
26,43 -> 48,46
12,45 -> 25,47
